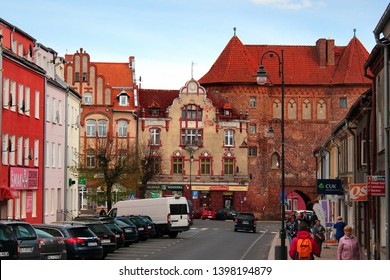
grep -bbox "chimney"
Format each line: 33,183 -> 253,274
326,39 -> 335,66
316,38 -> 326,68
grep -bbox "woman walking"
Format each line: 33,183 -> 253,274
312,220 -> 325,256
337,226 -> 362,260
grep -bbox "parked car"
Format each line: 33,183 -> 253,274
69,220 -> 117,258
0,222 -> 19,260
215,208 -> 238,220
112,218 -> 138,246
33,223 -> 103,260
234,212 -> 257,233
127,216 -> 150,241
113,217 -> 139,243
2,220 -> 40,259
34,228 -> 67,260
139,215 -> 157,238
193,207 -> 216,220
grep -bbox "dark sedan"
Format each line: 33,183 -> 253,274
34,228 -> 67,260
33,223 -> 103,260
215,208 -> 238,220
0,222 -> 19,260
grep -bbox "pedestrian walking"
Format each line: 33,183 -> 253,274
312,219 -> 325,256
333,216 -> 346,242
337,226 -> 361,260
289,222 -> 320,260
286,215 -> 297,244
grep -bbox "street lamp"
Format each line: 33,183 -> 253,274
256,49 -> 286,260
185,145 -> 198,207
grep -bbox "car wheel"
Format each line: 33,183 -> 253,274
234,228 -> 237,232
168,232 -> 178,238
253,229 -> 256,233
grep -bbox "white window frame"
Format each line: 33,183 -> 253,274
250,96 -> 256,108
58,143 -> 62,168
84,93 -> 93,105
9,135 -> 16,165
86,120 -> 96,137
17,136 -> 23,165
25,87 -> 30,116
24,138 -> 29,166
224,130 -> 234,147
118,120 -> 128,137
10,81 -> 16,112
34,139 -> 39,167
52,142 -> 56,168
119,95 -> 129,106
3,78 -> 9,109
150,128 -> 160,145
35,90 -> 40,119
98,120 -> 108,137
18,84 -> 24,114
2,134 -> 8,165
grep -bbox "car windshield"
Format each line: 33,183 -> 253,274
35,228 -> 54,238
114,220 -> 130,228
238,214 -> 254,220
0,225 -> 14,240
88,224 -> 112,235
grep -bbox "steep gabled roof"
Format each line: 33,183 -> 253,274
200,35 -> 371,86
139,89 -> 179,117
93,62 -> 135,88
331,37 -> 370,84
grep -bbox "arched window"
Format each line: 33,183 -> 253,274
98,120 -> 108,137
273,99 -> 281,119
287,99 -> 297,119
271,152 -> 280,169
86,120 -> 96,137
302,99 -> 312,120
317,99 -> 326,120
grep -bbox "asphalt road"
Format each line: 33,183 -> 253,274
105,219 -> 279,260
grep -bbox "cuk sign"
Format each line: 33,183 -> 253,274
316,179 -> 342,195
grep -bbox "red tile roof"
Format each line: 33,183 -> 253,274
199,35 -> 371,85
93,62 -> 134,88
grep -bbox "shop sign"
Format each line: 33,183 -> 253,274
316,179 -> 342,195
191,185 -> 248,191
10,167 -> 38,190
367,176 -> 385,196
166,185 -> 184,190
210,186 -> 229,191
349,183 -> 367,201
146,185 -> 162,190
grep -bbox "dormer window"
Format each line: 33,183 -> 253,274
224,109 -> 231,116
117,90 -> 130,106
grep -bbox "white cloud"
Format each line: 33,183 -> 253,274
251,0 -> 326,10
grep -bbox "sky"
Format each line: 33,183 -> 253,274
1,0 -> 389,89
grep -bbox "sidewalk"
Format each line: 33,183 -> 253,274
267,233 -> 368,260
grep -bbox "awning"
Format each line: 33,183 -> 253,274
0,187 -> 19,201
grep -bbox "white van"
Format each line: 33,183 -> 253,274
108,196 -> 190,238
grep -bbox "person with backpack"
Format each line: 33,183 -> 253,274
289,222 -> 320,260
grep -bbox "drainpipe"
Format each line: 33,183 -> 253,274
346,121 -> 358,236
64,86 -> 69,219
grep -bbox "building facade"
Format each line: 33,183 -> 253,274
199,31 -> 371,219
139,79 -> 249,211
0,18 -> 46,223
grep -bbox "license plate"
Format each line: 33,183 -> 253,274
47,254 -> 61,260
0,252 -> 9,257
125,229 -> 133,233
242,221 -> 249,225
20,247 -> 33,253
138,227 -> 144,231
101,239 -> 111,244
115,234 -> 120,238
88,242 -> 98,247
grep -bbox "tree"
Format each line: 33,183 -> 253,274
72,136 -> 157,211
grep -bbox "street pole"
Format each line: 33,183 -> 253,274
256,49 -> 287,260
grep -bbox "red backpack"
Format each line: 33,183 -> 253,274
295,238 -> 313,260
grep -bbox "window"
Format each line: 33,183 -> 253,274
52,142 -> 56,168
201,158 -> 211,175
58,143 -> 62,168
25,87 -> 30,116
45,141 -> 50,167
35,90 -> 40,119
52,97 -> 57,123
9,135 -> 15,166
86,151 -> 96,168
58,100 -> 62,124
10,81 -> 16,112
149,108 -> 160,116
271,152 -> 280,169
250,97 -> 256,108
86,120 -> 96,137
181,129 -> 202,146
17,136 -> 23,165
98,120 -> 108,137
340,97 -> 347,108
75,72 -> 80,82
18,84 -> 24,114
150,128 -> 160,145
224,130 -> 234,146
34,139 -> 39,167
3,78 -> 9,109
249,124 -> 257,135
182,104 -> 202,120
223,158 -> 234,175
172,157 -> 183,174
119,95 -> 129,106
24,138 -> 29,166
248,146 -> 257,157
2,134 -> 8,165
82,73 -> 87,82
84,93 -> 93,105
118,120 -> 128,137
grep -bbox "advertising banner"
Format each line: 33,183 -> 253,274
316,179 -> 342,195
10,167 -> 39,190
367,175 -> 385,196
349,183 -> 367,201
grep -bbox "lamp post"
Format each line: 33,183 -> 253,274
256,49 -> 286,260
186,145 -> 197,207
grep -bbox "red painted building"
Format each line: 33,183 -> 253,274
199,31 -> 371,219
0,18 -> 46,223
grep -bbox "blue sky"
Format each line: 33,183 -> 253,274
1,0 -> 388,89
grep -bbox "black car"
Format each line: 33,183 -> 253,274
0,222 -> 19,260
113,217 -> 139,244
234,212 -> 257,233
33,223 -> 103,260
70,220 -> 117,258
139,215 -> 157,238
34,228 -> 67,260
215,208 -> 238,220
112,218 -> 138,246
127,216 -> 149,241
2,220 -> 40,259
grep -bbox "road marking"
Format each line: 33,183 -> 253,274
240,229 -> 268,260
